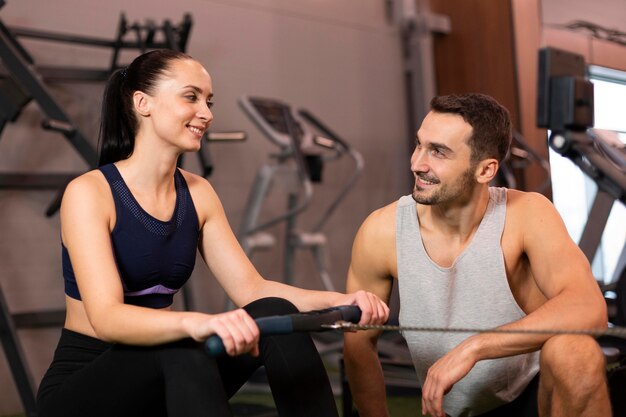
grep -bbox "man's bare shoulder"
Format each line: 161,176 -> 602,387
506,188 -> 556,217
351,200 -> 399,274
358,200 -> 398,242
349,200 -> 399,287
504,188 -> 567,246
506,188 -> 550,203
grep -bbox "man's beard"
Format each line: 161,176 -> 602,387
412,165 -> 477,206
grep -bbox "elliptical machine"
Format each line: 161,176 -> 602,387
232,96 -> 364,304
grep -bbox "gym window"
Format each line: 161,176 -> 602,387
549,65 -> 626,285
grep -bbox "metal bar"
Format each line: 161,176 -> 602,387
236,165 -> 276,240
578,190 -> 616,264
0,285 -> 38,417
13,310 -> 65,329
37,66 -> 111,82
197,142 -> 213,178
144,20 -> 156,46
0,23 -> 33,63
0,173 -> 79,189
284,193 -> 299,285
206,132 -> 247,141
44,187 -> 65,217
177,14 -> 193,52
162,20 -> 178,51
10,23 -> 187,51
109,13 -> 127,74
0,21 -> 97,166
9,26 -> 117,48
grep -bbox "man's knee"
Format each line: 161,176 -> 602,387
540,335 -> 606,393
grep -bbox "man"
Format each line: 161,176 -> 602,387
344,94 -> 611,417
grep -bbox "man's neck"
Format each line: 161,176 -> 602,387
417,186 -> 491,241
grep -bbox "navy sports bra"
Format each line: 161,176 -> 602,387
62,164 -> 200,308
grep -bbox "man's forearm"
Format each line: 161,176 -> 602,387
344,337 -> 390,417
469,289 -> 607,361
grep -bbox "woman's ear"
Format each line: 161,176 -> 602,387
133,91 -> 151,117
475,158 -> 499,184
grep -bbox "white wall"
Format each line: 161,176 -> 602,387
0,0 -> 409,413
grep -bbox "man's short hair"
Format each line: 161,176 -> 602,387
430,94 -> 512,163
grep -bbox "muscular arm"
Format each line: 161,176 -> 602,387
343,205 -> 396,417
462,190 -> 607,359
421,190 -> 607,416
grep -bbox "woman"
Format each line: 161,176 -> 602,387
37,49 -> 389,417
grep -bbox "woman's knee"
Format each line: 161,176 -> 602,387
135,339 -> 215,378
243,297 -> 298,319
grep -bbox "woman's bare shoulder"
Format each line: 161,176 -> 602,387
63,169 -> 111,205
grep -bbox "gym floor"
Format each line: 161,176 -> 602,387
0,397 -> 422,417
230,393 -> 421,416
0,397 -> 421,417
225,353 -> 422,417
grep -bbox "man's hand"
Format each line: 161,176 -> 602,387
421,340 -> 479,417
333,290 -> 390,325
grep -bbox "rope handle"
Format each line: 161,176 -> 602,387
204,305 -> 361,356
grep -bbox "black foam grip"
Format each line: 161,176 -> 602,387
204,305 -> 362,357
204,316 -> 294,356
204,306 -> 361,356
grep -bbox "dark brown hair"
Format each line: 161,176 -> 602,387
430,93 -> 512,163
98,49 -> 193,166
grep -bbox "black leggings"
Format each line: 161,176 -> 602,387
37,297 -> 339,417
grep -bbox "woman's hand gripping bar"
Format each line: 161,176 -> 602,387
205,305 -> 362,356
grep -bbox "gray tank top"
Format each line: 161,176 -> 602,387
396,187 -> 539,417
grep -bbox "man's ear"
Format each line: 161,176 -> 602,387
475,158 -> 499,184
133,91 -> 151,117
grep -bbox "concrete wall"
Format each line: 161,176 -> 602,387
0,0 -> 408,413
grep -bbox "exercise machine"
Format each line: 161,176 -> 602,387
494,130 -> 552,194
235,96 -> 364,297
235,98 -> 416,411
537,46 -> 626,353
537,47 -> 626,281
0,4 -> 194,215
